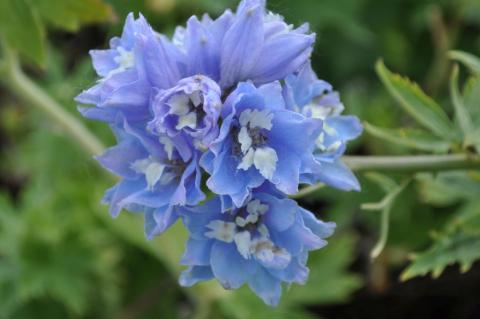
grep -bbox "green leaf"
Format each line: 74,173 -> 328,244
364,122 -> 451,153
375,60 -> 456,140
283,235 -> 362,305
30,0 -> 113,32
449,50 -> 480,74
463,77 -> 480,121
449,64 -> 475,141
416,172 -> 480,206
401,232 -> 480,281
0,0 -> 45,66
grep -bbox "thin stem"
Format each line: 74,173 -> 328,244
0,45 -> 104,156
292,154 -> 480,198
343,154 -> 480,172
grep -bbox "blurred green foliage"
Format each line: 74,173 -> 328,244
0,0 -> 480,318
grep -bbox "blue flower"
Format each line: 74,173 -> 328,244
284,64 -> 363,191
178,188 -> 336,306
148,75 -> 222,147
97,117 -> 204,239
75,0 -> 362,307
201,81 -> 321,207
172,0 -> 315,88
75,13 -> 186,125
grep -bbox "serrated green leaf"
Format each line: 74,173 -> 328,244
375,60 -> 456,140
416,172 -> 480,206
30,0 -> 113,32
0,0 -> 45,66
401,232 -> 480,281
364,122 -> 451,153
449,50 -> 480,74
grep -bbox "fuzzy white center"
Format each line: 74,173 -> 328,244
131,157 -> 166,191
169,92 -> 203,130
106,46 -> 135,79
205,221 -> 236,242
236,109 -> 278,180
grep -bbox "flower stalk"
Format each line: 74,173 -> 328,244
0,44 -> 104,156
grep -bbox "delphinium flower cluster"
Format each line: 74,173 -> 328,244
76,0 -> 362,306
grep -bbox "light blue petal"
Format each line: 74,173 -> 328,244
255,193 -> 296,232
220,2 -> 264,88
178,197 -> 223,239
313,160 -> 361,191
144,205 -> 178,240
326,115 -> 363,142
186,16 -> 220,80
210,241 -> 256,289
181,239 -> 213,266
299,208 -> 336,239
95,137 -> 147,179
268,257 -> 309,284
250,33 -> 315,84
179,266 -> 214,287
247,267 -> 282,306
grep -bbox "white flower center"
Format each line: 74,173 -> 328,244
236,109 -> 278,180
203,200 -> 291,265
131,157 -> 166,191
106,46 -> 135,78
169,91 -> 204,130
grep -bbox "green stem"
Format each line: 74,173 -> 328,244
343,154 -> 480,172
292,154 -> 480,198
0,45 -> 104,156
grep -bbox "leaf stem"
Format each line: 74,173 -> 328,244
0,44 -> 104,156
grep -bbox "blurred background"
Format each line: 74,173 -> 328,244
0,0 -> 480,318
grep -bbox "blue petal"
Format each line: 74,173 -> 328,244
210,241 -> 257,289
313,159 -> 361,192
90,50 -> 117,77
255,193 -> 296,232
326,115 -> 363,142
181,239 -> 213,266
179,266 -> 214,287
104,179 -> 146,217
178,197 -> 223,239
206,148 -> 264,207
268,257 -> 309,284
299,208 -> 336,239
220,2 -> 264,88
247,267 -> 282,306
136,19 -> 185,89
258,82 -> 285,110
144,205 -> 178,240
186,16 -> 220,80
95,137 -> 147,179
250,33 -> 315,84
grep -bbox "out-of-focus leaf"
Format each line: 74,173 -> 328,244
0,0 -> 45,66
462,76 -> 480,151
416,172 -> 480,206
449,50 -> 480,74
401,232 -> 480,281
30,0 -> 113,32
364,122 -> 451,153
284,235 -> 362,305
375,60 -> 456,140
449,64 -> 475,143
